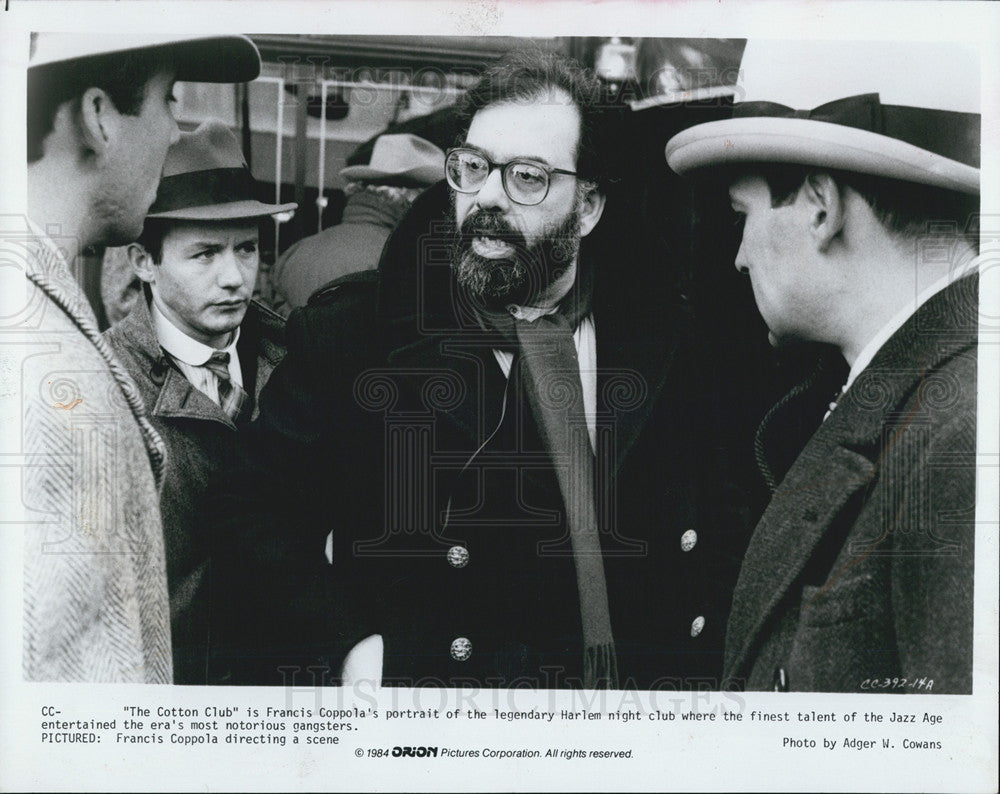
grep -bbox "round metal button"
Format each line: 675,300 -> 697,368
446,545 -> 469,568
690,616 -> 705,638
450,637 -> 472,661
680,529 -> 698,552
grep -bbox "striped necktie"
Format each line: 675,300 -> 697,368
203,351 -> 251,425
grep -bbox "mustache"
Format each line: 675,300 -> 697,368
458,210 -> 528,251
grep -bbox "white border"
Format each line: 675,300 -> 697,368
1,3 -> 997,792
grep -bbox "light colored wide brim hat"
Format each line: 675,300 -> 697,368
147,119 -> 297,220
340,133 -> 445,186
665,40 -> 980,195
29,33 -> 261,84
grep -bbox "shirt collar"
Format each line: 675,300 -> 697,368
503,258 -> 578,323
844,260 -> 980,392
151,300 -> 240,366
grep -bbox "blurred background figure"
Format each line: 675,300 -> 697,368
269,133 -> 445,312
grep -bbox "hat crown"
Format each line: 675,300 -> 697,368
736,39 -> 979,114
162,121 -> 248,178
340,133 -> 445,185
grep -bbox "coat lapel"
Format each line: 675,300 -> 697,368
593,282 -> 688,478
386,330 -> 506,448
724,423 -> 875,677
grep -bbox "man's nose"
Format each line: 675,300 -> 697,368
217,250 -> 245,288
474,166 -> 510,212
734,238 -> 750,274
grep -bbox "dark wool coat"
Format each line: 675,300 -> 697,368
105,297 -> 286,684
212,181 -> 761,688
724,275 -> 978,694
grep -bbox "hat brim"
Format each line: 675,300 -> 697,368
30,34 -> 261,84
666,117 -> 980,195
146,200 -> 297,221
339,164 -> 444,186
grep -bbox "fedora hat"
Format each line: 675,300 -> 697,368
340,133 -> 445,186
665,40 -> 980,195
147,120 -> 297,220
29,33 -> 260,84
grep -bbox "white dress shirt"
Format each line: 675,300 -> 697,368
150,301 -> 243,406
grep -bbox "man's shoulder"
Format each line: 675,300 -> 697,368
103,298 -> 157,371
280,270 -> 382,360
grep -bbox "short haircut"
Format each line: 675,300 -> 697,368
457,50 -> 611,192
134,218 -> 172,264
754,164 -> 979,243
27,48 -> 173,164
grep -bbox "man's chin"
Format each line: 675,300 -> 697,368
453,250 -> 528,308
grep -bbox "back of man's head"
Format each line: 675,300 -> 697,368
27,49 -> 173,165
458,51 -> 610,192
750,164 -> 979,248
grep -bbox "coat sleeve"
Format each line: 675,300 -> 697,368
208,281 -> 383,685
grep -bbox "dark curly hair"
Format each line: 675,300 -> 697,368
456,50 -> 614,192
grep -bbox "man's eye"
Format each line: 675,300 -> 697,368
193,250 -> 214,261
238,243 -> 258,255
510,166 -> 545,186
732,212 -> 746,228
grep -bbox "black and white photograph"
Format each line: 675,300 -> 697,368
0,2 -> 997,791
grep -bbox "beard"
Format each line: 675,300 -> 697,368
449,202 -> 582,310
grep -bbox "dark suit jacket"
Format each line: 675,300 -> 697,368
724,275 -> 978,694
105,297 -> 286,684
215,181 -> 760,688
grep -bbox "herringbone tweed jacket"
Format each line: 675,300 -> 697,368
4,225 -> 172,683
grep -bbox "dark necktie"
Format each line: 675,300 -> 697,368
203,350 -> 251,425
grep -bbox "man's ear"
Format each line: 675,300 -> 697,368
577,184 -> 607,238
77,87 -> 118,160
126,243 -> 156,285
801,172 -> 845,252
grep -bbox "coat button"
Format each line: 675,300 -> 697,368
680,529 -> 697,552
450,637 -> 472,661
446,545 -> 469,568
690,616 -> 705,637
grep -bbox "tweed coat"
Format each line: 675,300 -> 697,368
3,225 -> 172,683
724,274 -> 978,694
214,181 -> 760,688
104,295 -> 285,684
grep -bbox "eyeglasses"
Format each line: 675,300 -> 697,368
445,147 -> 578,206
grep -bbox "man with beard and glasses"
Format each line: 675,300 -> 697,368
214,51 -> 753,689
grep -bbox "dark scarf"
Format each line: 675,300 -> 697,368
475,264 -> 619,688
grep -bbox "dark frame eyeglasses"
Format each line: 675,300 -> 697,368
445,147 -> 578,206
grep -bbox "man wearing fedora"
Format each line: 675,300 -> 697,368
11,33 -> 259,683
666,40 -> 981,693
271,133 -> 446,313
104,120 -> 293,684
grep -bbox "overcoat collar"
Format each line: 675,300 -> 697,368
724,274 -> 979,678
115,293 -> 282,428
